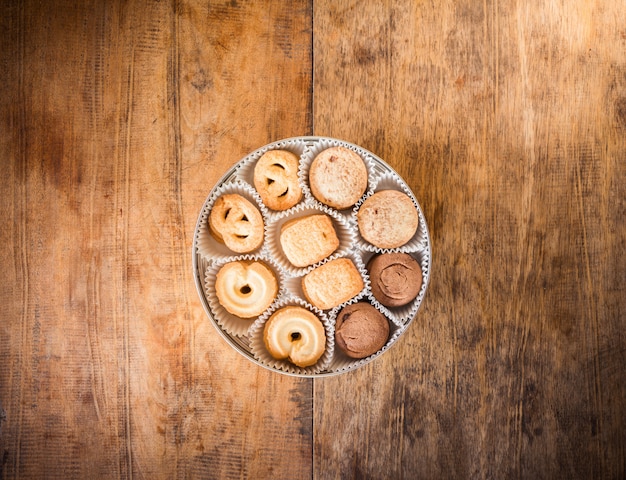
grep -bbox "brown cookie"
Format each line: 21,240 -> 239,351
335,302 -> 389,359
308,146 -> 368,210
254,150 -> 302,211
357,190 -> 418,249
367,253 -> 422,307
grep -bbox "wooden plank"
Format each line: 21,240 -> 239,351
313,1 -> 626,478
0,0 -> 313,478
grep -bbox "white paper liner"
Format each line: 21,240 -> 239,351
265,202 -> 356,277
325,294 -> 405,373
234,138 -> 310,213
359,249 -> 431,326
299,137 -> 378,215
353,172 -> 429,253
248,296 -> 334,375
195,180 -> 270,263
204,255 -> 285,337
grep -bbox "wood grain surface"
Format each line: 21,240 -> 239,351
0,1 -> 313,478
0,1 -> 624,479
313,1 -> 626,479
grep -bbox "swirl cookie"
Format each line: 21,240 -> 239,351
309,146 -> 368,210
254,150 -> 303,211
263,306 -> 326,367
209,193 -> 264,253
215,260 -> 278,318
357,190 -> 418,249
367,253 -> 422,307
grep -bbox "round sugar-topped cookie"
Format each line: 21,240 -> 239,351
309,146 -> 368,210
357,190 -> 418,249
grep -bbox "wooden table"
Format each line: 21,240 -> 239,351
1,1 -> 625,478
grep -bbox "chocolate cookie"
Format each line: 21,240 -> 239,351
367,253 -> 422,307
335,302 -> 389,359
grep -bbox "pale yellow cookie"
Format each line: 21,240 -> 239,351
301,258 -> 364,310
279,214 -> 339,267
263,306 -> 326,367
215,260 -> 278,318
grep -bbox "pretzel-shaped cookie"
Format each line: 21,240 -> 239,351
253,150 -> 302,211
209,193 -> 264,253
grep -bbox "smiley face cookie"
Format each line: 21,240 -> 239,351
254,150 -> 303,211
208,193 -> 264,253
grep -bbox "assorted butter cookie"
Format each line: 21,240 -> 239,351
357,190 -> 418,249
209,193 -> 264,253
215,260 -> 278,318
308,146 -> 368,210
279,214 -> 339,268
301,258 -> 364,310
263,306 -> 326,367
367,252 -> 422,307
254,150 -> 302,211
335,302 -> 389,359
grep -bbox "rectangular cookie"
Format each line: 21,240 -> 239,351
301,257 -> 364,310
280,214 -> 339,267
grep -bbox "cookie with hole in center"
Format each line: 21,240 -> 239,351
263,306 -> 326,367
215,260 -> 278,318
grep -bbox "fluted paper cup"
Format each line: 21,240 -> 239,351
265,202 -> 356,277
204,255 -> 285,337
325,295 -> 405,373
359,249 -> 430,326
353,172 -> 429,253
299,137 -> 377,215
249,296 -> 333,375
195,180 -> 269,262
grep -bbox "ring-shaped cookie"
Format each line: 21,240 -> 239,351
215,261 -> 278,318
263,306 -> 326,367
209,193 -> 264,253
254,150 -> 302,211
